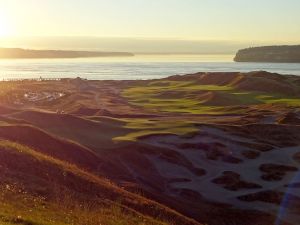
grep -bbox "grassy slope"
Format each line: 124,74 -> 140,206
122,79 -> 300,114
117,72 -> 300,141
0,186 -> 169,225
114,119 -> 198,142
0,140 -> 201,225
8,111 -> 129,150
0,186 -> 166,225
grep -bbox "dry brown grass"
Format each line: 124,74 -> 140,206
0,183 -> 168,225
0,140 -> 200,225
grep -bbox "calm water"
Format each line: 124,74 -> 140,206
1,54 -> 300,80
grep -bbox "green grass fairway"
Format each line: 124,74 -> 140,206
122,80 -> 300,115
114,118 -> 199,141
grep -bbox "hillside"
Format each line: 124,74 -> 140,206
1,71 -> 300,225
234,45 -> 300,62
0,48 -> 134,59
0,138 -> 199,225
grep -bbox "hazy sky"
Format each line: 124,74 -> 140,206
0,0 -> 299,52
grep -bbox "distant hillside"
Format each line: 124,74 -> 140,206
0,48 -> 134,59
234,45 -> 300,62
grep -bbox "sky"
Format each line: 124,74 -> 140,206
0,0 -> 299,53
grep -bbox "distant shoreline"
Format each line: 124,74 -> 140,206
234,45 -> 300,63
0,48 -> 134,59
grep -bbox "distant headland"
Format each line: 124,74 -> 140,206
234,45 -> 300,63
0,48 -> 134,59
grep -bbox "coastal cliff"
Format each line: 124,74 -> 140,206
234,45 -> 300,63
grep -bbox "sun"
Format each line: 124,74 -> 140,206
0,14 -> 13,37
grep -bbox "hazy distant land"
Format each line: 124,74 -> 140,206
234,45 -> 300,62
0,48 -> 134,59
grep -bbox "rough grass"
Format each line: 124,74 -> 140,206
0,184 -> 168,225
0,139 -> 116,189
0,140 -> 177,225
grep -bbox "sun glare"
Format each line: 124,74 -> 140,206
0,14 -> 13,37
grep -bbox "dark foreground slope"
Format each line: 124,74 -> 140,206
1,71 -> 300,225
234,45 -> 300,62
0,136 -> 200,225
